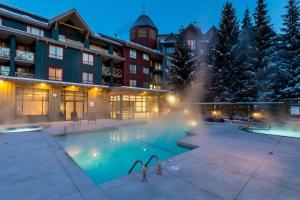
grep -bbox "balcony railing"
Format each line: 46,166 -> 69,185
15,71 -> 34,78
102,66 -> 111,76
113,68 -> 122,78
0,47 -> 10,58
59,36 -> 84,48
16,50 -> 34,62
90,45 -> 109,54
0,66 -> 10,76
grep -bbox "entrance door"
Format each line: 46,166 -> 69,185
61,91 -> 88,121
65,102 -> 75,121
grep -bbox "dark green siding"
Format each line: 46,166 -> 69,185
2,17 -> 26,31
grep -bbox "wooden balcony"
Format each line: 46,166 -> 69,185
102,66 -> 111,76
113,68 -> 122,78
59,35 -> 84,48
0,47 -> 10,58
15,71 -> 34,78
16,50 -> 34,63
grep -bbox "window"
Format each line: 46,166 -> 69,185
143,67 -> 149,75
16,88 -> 49,116
26,26 -> 44,37
149,29 -> 156,40
49,45 -> 63,60
130,80 -> 137,87
166,59 -> 172,67
150,84 -> 161,90
82,72 -> 94,84
83,53 -> 94,65
0,66 -> 10,76
187,40 -> 196,50
166,47 -> 175,55
138,28 -> 147,38
143,53 -> 149,61
48,67 -> 63,81
129,64 -> 137,74
154,63 -> 161,70
130,49 -> 137,59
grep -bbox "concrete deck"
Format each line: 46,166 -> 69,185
0,121 -> 299,200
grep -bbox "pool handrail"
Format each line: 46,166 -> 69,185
145,155 -> 162,176
128,160 -> 147,182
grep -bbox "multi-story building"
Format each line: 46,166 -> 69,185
0,3 -> 167,123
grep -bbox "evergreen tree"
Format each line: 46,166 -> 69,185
253,0 -> 276,100
282,0 -> 300,98
231,9 -> 258,102
211,1 -> 239,101
169,32 -> 197,92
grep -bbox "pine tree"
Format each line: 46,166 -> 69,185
282,0 -> 300,98
211,1 -> 239,101
231,9 -> 258,102
253,0 -> 276,100
170,32 -> 197,92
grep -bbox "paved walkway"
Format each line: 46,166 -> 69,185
0,121 -> 299,200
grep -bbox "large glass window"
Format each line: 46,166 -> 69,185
26,26 -> 44,37
83,53 -> 94,65
49,67 -> 63,81
130,49 -> 137,59
82,72 -> 94,84
16,88 -> 49,116
49,45 -> 63,60
129,64 -> 137,74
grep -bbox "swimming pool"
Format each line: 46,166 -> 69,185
250,127 -> 300,138
55,120 -> 192,184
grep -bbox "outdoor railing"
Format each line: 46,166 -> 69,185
90,45 -> 109,54
113,68 -> 122,78
102,66 -> 111,76
16,50 -> 34,62
0,66 -> 10,76
15,71 -> 34,78
0,47 -> 10,58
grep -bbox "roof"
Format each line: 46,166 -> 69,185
131,14 -> 157,30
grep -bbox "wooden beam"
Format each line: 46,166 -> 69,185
59,22 -> 85,33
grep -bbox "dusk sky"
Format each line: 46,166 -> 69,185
2,0 -> 288,39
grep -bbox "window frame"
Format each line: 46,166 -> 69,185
49,45 -> 63,60
48,67 -> 63,81
143,67 -> 149,75
129,64 -> 137,74
26,26 -> 44,37
129,49 -> 137,59
82,52 -> 94,66
129,79 -> 137,87
143,53 -> 149,61
82,72 -> 94,84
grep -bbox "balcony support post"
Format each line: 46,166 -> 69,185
109,60 -> 114,87
9,35 -> 16,76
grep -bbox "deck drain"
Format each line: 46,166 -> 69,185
168,165 -> 181,172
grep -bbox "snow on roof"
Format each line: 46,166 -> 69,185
126,41 -> 162,55
0,6 -> 48,27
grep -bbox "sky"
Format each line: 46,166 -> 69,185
2,0 -> 288,39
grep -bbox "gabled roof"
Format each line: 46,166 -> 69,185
131,14 -> 157,30
204,26 -> 217,40
181,23 -> 204,38
49,8 -> 94,36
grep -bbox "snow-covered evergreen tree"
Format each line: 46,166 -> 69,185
169,32 -> 197,92
282,0 -> 300,98
253,0 -> 277,100
210,1 -> 239,101
231,8 -> 258,102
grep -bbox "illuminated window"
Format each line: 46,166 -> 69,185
143,67 -> 149,75
187,40 -> 196,50
143,53 -> 149,61
129,64 -> 137,74
16,88 -> 49,116
26,26 -> 44,37
149,29 -> 156,40
154,63 -> 161,70
130,49 -> 137,59
83,53 -> 94,65
49,45 -> 63,60
48,67 -> 63,81
138,28 -> 147,38
82,72 -> 94,84
130,80 -> 136,87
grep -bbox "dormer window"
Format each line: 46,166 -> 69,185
26,26 -> 44,37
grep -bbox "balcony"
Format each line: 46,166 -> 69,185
0,66 -> 10,76
102,66 -> 111,76
113,68 -> 122,78
16,50 -> 34,62
59,35 -> 84,48
15,71 -> 34,78
0,47 -> 10,59
90,45 -> 109,54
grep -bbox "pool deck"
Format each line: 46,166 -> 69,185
0,121 -> 300,200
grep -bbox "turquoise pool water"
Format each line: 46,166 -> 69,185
55,121 -> 192,184
252,127 -> 300,138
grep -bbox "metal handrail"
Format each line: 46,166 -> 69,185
145,155 -> 162,176
128,160 -> 147,182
